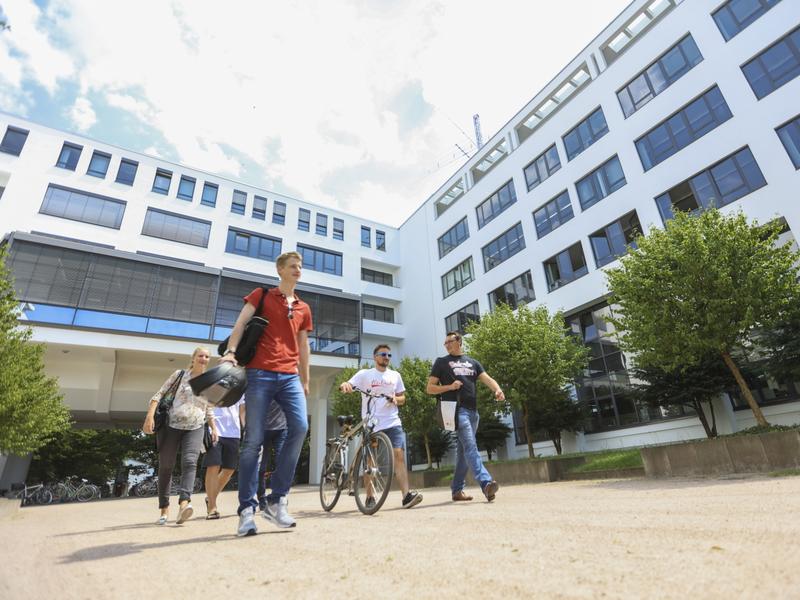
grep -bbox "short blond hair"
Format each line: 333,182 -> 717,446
276,251 -> 302,269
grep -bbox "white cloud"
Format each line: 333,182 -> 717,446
6,0 -> 631,225
67,97 -> 96,131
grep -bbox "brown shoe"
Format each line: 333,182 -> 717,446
452,490 -> 473,502
483,481 -> 499,502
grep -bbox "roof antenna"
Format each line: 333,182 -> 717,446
473,114 -> 484,150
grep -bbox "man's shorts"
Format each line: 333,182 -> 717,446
380,426 -> 406,450
204,436 -> 240,470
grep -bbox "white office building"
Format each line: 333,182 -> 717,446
2,0 -> 800,478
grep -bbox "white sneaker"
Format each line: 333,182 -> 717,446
237,506 -> 257,537
263,496 -> 296,528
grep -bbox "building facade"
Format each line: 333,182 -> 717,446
2,0 -> 800,475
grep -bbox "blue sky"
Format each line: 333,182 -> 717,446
0,0 -> 631,226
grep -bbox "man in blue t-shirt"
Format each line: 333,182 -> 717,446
427,331 -> 505,502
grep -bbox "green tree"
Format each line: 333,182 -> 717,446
396,357 -> 438,468
475,410 -> 512,460
466,303 -> 589,458
760,303 -> 800,384
0,248 -> 71,455
28,428 -> 154,484
330,364 -> 367,419
425,428 -> 455,469
605,209 -> 800,427
528,392 -> 585,455
631,355 -> 743,438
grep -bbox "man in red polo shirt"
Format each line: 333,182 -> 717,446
220,251 -> 312,537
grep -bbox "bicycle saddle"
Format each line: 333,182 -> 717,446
336,415 -> 355,426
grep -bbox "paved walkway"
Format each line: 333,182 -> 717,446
2,476 -> 799,599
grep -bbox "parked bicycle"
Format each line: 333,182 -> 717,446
7,482 -> 53,506
319,386 -> 394,515
52,477 -> 100,503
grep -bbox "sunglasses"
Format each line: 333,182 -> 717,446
444,339 -> 459,345
287,305 -> 294,320
375,352 -> 392,358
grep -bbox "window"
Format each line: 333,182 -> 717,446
544,242 -> 588,291
713,0 -> 782,41
252,195 -> 267,220
177,176 -> 196,201
523,144 -> 561,191
441,257 -> 475,298
655,146 -> 767,221
777,114 -> 800,168
533,190 -> 574,238
482,222 -> 526,272
39,184 -> 126,229
361,267 -> 393,286
635,86 -> 733,171
361,226 -> 371,247
0,126 -> 29,156
142,208 -> 211,247
86,151 -> 111,178
316,213 -> 328,236
297,244 -> 342,276
231,190 -> 247,215
575,156 -> 627,210
225,228 -> 282,262
201,182 -> 218,207
445,301 -> 480,334
152,169 -> 172,195
273,201 -> 286,225
376,230 -> 386,251
333,218 -> 344,241
741,25 -> 800,99
476,180 -> 517,229
298,208 -> 311,231
617,34 -> 703,117
116,159 -> 138,186
438,217 -> 470,259
589,211 -> 641,267
362,303 -> 395,323
488,271 -> 535,310
562,108 -> 609,161
56,142 -> 83,170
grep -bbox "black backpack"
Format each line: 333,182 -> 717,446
217,287 -> 269,366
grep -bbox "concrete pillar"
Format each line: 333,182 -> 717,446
307,394 -> 327,485
94,349 -> 117,420
712,393 -> 738,435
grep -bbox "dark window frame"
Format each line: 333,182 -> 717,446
588,211 -> 642,268
177,175 -> 196,201
544,242 -> 589,291
362,303 -> 395,323
200,182 -> 218,207
361,267 -> 393,286
224,227 -> 282,262
476,179 -> 517,229
361,225 -> 371,247
231,190 -> 247,215
39,183 -> 126,230
56,142 -> 83,171
376,230 -> 386,251
533,190 -> 574,239
86,151 -> 112,179
297,243 -> 343,276
438,217 -> 470,259
273,201 -> 286,225
488,271 -> 535,311
333,218 -> 344,241
0,126 -> 29,156
575,155 -> 627,211
298,208 -> 311,232
482,222 -> 526,272
141,207 -> 212,248
151,169 -> 173,195
562,107 -> 609,161
523,143 -> 561,192
713,0 -> 782,42
616,34 -> 704,118
441,257 -> 475,299
116,159 -> 139,186
776,113 -> 800,169
252,195 -> 267,220
635,85 -> 733,171
741,24 -> 800,99
316,213 -> 328,236
444,300 -> 480,334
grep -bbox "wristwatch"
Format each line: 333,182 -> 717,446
225,348 -> 236,356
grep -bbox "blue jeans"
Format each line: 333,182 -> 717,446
257,428 -> 288,506
451,407 -> 492,494
238,370 -> 308,512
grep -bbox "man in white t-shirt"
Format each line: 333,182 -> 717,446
339,343 -> 422,509
204,398 -> 245,518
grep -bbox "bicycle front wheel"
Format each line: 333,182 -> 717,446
319,442 -> 343,511
35,488 -> 53,505
353,431 -> 394,515
76,485 -> 95,502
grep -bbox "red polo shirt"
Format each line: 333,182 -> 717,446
243,287 -> 313,374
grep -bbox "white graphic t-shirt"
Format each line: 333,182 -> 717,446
348,368 -> 406,432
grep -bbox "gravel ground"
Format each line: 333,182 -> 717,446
1,476 -> 799,599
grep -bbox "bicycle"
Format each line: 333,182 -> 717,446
7,482 -> 54,506
319,386 -> 394,515
52,477 -> 99,502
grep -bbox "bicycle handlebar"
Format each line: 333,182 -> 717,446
350,386 -> 394,403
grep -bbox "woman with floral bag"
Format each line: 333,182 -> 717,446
142,347 -> 219,525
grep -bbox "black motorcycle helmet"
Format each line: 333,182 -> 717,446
189,362 -> 247,407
